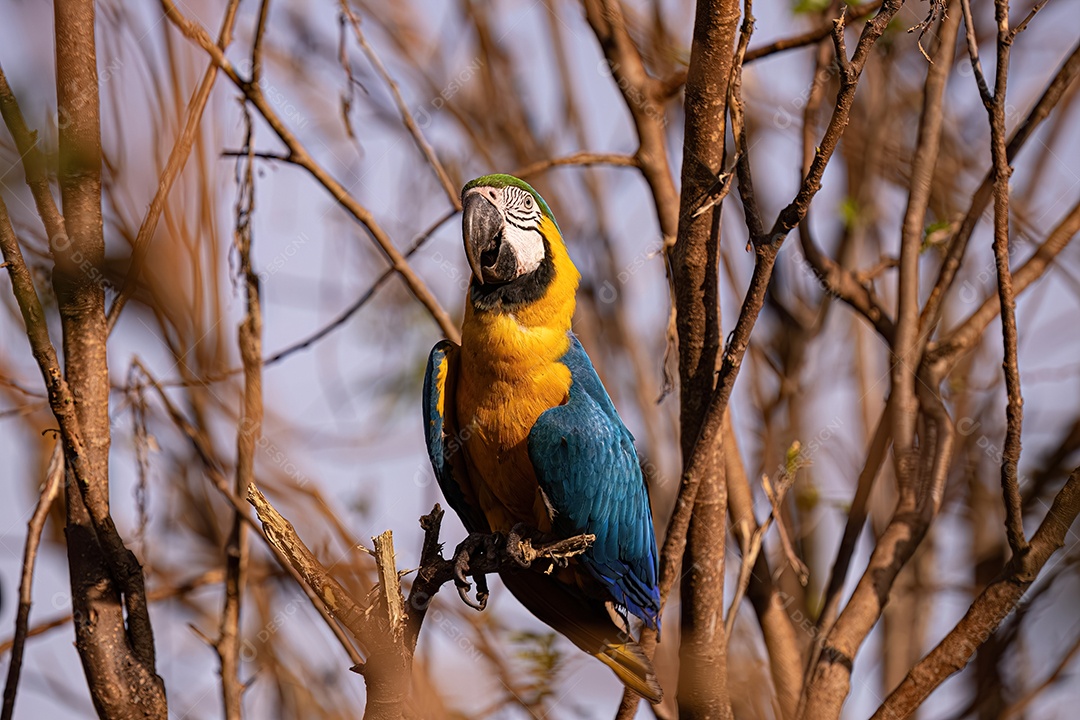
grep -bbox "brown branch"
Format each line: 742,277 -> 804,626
160,0 -> 460,343
0,569 -> 225,656
246,485 -> 369,642
762,470 -> 810,587
402,505 -> 595,656
0,200 -> 74,432
931,196 -> 1080,365
871,465 -> 1080,718
583,0 -> 680,239
217,107 -> 262,720
249,489 -> 593,720
960,0 -> 993,106
725,453 -> 803,639
512,152 -> 641,179
0,65 -> 66,244
49,1 -> 168,714
800,11 -> 962,717
786,11 -> 894,343
987,0 -> 1029,557
133,359 -> 365,665
799,370 -> 955,720
744,2 -> 882,62
920,39 -> 1080,332
667,0 -> 742,715
105,0 -> 242,333
891,2 -> 959,518
622,6 -> 909,716
0,443 -> 63,720
722,414 -> 804,717
811,410 -> 891,644
659,1 -> 883,92
796,214 -> 897,341
339,1 -> 459,210
1008,0 -> 1049,40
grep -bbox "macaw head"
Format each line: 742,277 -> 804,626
461,174 -> 567,307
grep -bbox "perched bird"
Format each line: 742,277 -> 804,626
422,174 -> 662,702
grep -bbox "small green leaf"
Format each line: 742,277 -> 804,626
921,219 -> 953,253
839,197 -> 861,229
785,440 -> 804,478
793,0 -> 831,14
795,482 -> 820,513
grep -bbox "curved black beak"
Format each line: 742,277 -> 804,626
462,192 -> 504,285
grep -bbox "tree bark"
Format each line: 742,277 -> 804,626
673,1 -> 741,717
54,0 -> 167,716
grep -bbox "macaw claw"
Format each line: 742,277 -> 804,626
452,531 -> 499,611
507,523 -> 534,568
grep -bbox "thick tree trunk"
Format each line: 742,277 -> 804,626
673,1 -> 741,717
54,1 -> 167,716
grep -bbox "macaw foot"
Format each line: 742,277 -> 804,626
452,532 -> 500,611
506,523 -> 536,568
507,523 -> 561,569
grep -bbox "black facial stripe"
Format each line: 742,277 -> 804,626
506,205 -> 539,219
505,216 -> 541,234
470,237 -> 555,312
505,188 -> 537,214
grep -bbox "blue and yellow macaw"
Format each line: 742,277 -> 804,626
422,174 -> 662,702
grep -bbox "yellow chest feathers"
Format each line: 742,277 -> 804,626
454,221 -> 579,529
457,218 -> 578,437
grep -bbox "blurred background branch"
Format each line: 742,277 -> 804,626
0,0 -> 1078,718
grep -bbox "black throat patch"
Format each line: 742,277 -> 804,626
470,237 -> 555,312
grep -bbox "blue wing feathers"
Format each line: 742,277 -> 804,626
423,340 -> 489,533
528,335 -> 661,630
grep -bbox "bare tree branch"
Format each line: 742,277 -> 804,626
52,0 -> 167,714
339,1 -> 459,210
921,39 -> 1080,332
987,0 -> 1029,557
931,196 -> 1080,365
872,465 -> 1080,718
105,0 -> 243,332
160,0 -> 461,343
0,443 -> 63,720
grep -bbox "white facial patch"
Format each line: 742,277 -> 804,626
466,184 -> 547,281
503,223 -> 546,277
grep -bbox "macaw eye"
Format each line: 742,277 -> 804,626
524,196 -> 534,209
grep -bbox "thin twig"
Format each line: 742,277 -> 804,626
987,0 -> 1029,556
0,443 -> 63,720
0,569 -> 225,655
246,485 -> 368,642
106,0 -> 243,332
0,64 -> 66,244
160,0 -> 460,343
217,99 -> 262,720
132,359 -> 366,665
512,152 -> 641,179
932,196 -> 1080,365
761,472 -> 809,586
657,1 -> 883,91
339,1 -> 459,209
749,1 -> 880,62
805,410 -> 891,683
960,0 -> 993,105
723,453 -> 803,639
920,39 -> 1080,334
871,466 -> 1080,718
891,1 -> 959,514
1008,0 -> 1049,40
